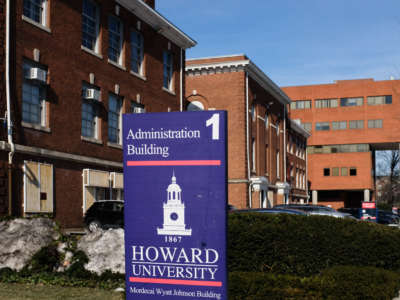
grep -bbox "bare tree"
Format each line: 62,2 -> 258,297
377,150 -> 400,206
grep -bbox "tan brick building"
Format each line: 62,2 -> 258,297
1,0 -> 195,227
283,79 -> 400,209
186,55 -> 309,209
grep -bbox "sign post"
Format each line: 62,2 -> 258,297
123,111 -> 227,300
361,201 -> 377,221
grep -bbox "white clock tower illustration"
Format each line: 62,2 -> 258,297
157,172 -> 192,236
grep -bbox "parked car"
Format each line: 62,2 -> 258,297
275,204 -> 354,219
337,207 -> 360,219
227,204 -> 237,212
377,210 -> 400,225
84,200 -> 124,232
338,207 -> 398,224
232,208 -> 307,216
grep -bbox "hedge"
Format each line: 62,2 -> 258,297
228,266 -> 400,299
228,212 -> 400,276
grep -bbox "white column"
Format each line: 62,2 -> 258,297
312,190 -> 318,204
364,189 -> 370,202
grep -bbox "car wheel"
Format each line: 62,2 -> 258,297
88,220 -> 101,232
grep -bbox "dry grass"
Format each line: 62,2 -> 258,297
0,283 -> 125,300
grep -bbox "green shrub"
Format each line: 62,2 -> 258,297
22,244 -> 60,274
228,213 -> 400,276
65,250 -> 91,278
319,266 -> 400,299
228,266 -> 400,299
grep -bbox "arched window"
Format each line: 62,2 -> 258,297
187,101 -> 204,111
251,105 -> 256,122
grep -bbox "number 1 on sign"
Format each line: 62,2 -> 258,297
206,113 -> 220,140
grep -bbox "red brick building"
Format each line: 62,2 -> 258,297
1,0 -> 195,227
283,79 -> 400,209
186,55 -> 309,209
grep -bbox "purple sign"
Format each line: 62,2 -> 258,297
123,111 -> 227,300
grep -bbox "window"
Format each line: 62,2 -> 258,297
308,144 -> 369,154
23,0 -> 47,26
276,150 -> 280,178
323,168 -> 330,176
163,51 -> 173,90
187,101 -> 204,111
350,167 -> 357,176
315,98 -> 338,108
251,105 -> 256,122
252,138 -> 256,173
315,122 -> 330,131
367,95 -> 392,105
111,188 -> 124,201
81,84 -> 100,139
131,101 -> 145,113
332,167 -> 339,176
368,119 -> 383,128
22,62 -> 47,126
24,161 -> 53,213
83,169 -> 124,213
349,120 -> 363,129
131,30 -> 144,75
108,16 -> 123,64
340,97 -> 363,107
108,94 -> 123,144
332,121 -> 347,130
290,100 -> 311,110
341,167 -> 348,176
82,0 -> 100,52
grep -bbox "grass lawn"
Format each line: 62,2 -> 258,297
0,283 -> 125,300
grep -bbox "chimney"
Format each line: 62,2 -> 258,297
143,0 -> 155,9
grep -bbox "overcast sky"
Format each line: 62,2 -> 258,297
157,0 -> 400,87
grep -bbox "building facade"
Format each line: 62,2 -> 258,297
283,79 -> 400,209
1,0 -> 195,227
185,55 -> 309,209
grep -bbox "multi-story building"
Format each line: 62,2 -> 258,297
283,79 -> 400,209
185,55 -> 309,209
1,0 -> 195,227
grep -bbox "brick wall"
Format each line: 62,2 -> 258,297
186,58 -> 292,208
14,0 -> 182,160
2,0 -> 187,225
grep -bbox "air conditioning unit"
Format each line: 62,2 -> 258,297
84,88 -> 101,101
133,106 -> 145,114
28,68 -> 47,83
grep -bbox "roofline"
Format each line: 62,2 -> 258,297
116,0 -> 197,49
246,60 -> 291,105
186,54 -> 247,61
290,119 -> 311,138
186,57 -> 291,105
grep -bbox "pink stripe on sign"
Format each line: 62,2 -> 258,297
129,277 -> 222,287
127,160 -> 221,166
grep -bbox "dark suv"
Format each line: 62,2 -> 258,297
84,200 -> 124,232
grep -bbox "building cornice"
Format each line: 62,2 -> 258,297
186,59 -> 249,76
116,0 -> 196,49
290,119 -> 311,138
0,142 -> 123,168
186,57 -> 291,106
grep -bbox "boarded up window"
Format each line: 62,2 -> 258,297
111,172 -> 123,189
24,161 -> 53,213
